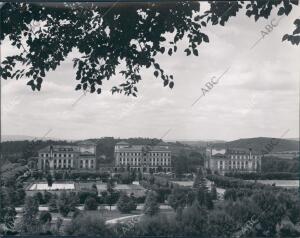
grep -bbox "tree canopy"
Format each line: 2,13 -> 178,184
1,1 -> 299,97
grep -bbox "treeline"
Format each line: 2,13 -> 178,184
225,172 -> 299,180
1,140 -> 76,164
207,174 -> 274,190
172,151 -> 204,177
261,156 -> 299,173
0,163 -> 29,186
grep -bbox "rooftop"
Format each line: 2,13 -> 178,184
115,145 -> 170,152
116,141 -> 130,145
38,145 -> 80,153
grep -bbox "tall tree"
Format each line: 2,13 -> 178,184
117,193 -> 137,213
46,173 -> 53,187
143,191 -> 159,216
20,196 -> 40,234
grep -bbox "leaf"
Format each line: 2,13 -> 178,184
75,84 -> 82,90
154,71 -> 159,77
194,15 -> 201,21
168,48 -> 172,56
37,77 -> 43,85
184,48 -> 191,56
294,19 -> 300,27
282,34 -> 289,42
193,49 -> 199,56
27,80 -> 36,91
169,81 -> 174,89
293,27 -> 300,35
83,83 -> 87,90
201,21 -> 207,27
202,34 -> 209,43
278,7 -> 285,16
284,4 -> 292,15
97,88 -> 102,94
163,79 -> 169,87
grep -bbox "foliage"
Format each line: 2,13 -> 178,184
48,197 -> 58,212
143,191 -> 159,216
283,18 -> 300,45
39,211 -> 52,224
57,191 -> 78,217
0,206 -> 17,232
33,192 -> 45,205
225,171 -> 299,180
168,187 -> 190,211
105,191 -> 120,210
64,213 -> 112,236
84,196 -> 98,210
78,189 -> 97,204
207,210 -> 237,238
106,178 -> 115,193
1,1 -> 298,96
207,174 -> 270,189
179,203 -> 208,237
133,213 -> 177,236
210,183 -> 217,200
261,156 -> 299,173
117,193 -> 137,213
19,196 -> 40,234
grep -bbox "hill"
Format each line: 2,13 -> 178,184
212,137 -> 299,153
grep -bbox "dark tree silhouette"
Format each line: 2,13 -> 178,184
0,1 -> 298,96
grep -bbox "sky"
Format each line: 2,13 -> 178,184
1,2 -> 300,141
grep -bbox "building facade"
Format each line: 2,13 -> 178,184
114,141 -> 172,173
205,147 -> 262,175
37,142 -> 96,171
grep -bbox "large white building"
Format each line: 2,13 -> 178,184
37,142 -> 96,171
205,147 -> 262,175
114,141 -> 172,173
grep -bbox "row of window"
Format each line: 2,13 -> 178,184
117,152 -> 171,157
40,153 -> 74,158
119,158 -> 171,164
218,161 -> 257,170
229,155 -> 259,160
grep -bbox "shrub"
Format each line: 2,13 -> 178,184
117,193 -> 137,213
84,197 -> 98,210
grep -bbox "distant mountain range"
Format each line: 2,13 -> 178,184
181,137 -> 299,153
2,135 -> 299,153
1,135 -> 66,142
